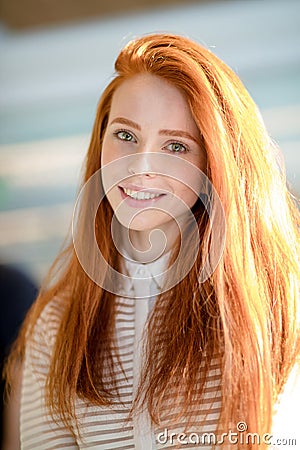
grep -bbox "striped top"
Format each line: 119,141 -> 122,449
20,255 -> 299,449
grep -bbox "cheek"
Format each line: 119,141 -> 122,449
184,188 -> 199,209
101,148 -> 111,168
103,186 -> 120,220
101,135 -> 118,166
101,140 -> 119,206
173,178 -> 200,208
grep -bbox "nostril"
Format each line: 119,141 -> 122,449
128,166 -> 136,175
127,153 -> 156,176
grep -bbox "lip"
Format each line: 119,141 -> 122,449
119,183 -> 167,194
118,185 -> 167,208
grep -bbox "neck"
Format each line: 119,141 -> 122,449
121,221 -> 180,263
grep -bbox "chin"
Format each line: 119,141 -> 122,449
130,213 -> 172,232
127,220 -> 158,232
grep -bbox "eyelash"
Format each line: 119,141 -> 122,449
113,129 -> 136,142
164,142 -> 189,154
113,129 -> 189,154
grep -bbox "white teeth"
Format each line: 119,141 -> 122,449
123,187 -> 162,200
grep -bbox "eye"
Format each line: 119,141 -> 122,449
114,130 -> 136,142
166,142 -> 188,153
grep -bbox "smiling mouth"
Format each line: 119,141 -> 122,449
122,187 -> 165,200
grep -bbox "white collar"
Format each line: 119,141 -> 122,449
119,250 -> 171,297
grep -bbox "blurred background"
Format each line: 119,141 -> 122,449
0,0 -> 299,285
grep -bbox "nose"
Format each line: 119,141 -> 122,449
127,152 -> 156,177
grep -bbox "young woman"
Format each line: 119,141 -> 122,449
5,33 -> 299,449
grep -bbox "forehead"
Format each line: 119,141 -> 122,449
108,73 -> 199,134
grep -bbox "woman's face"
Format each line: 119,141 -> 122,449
101,73 -> 206,232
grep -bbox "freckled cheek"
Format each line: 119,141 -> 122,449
173,182 -> 199,207
104,186 -> 121,214
101,141 -> 119,166
185,189 -> 199,208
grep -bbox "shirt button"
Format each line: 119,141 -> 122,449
137,267 -> 146,276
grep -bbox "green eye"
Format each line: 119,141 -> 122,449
117,131 -> 134,141
167,142 -> 187,153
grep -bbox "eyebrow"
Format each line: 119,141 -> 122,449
159,129 -> 199,145
110,117 -> 141,130
110,117 -> 200,145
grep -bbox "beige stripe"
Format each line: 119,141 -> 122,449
79,434 -> 134,445
111,341 -> 134,351
80,424 -> 133,436
115,326 -> 135,333
22,434 -> 77,449
76,408 -> 131,419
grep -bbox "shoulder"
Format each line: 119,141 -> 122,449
34,295 -> 65,335
25,296 -> 66,380
20,296 -> 79,448
30,296 -> 65,345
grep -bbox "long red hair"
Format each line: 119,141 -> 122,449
5,34 -> 300,448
